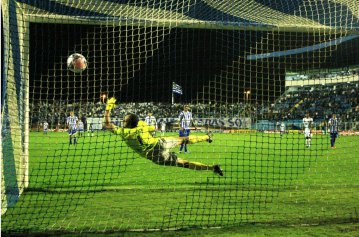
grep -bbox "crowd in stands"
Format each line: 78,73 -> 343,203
30,100 -> 263,129
30,82 -> 358,130
286,68 -> 359,81
272,82 -> 359,124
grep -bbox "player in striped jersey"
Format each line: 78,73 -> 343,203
104,98 -> 223,176
280,121 -> 285,138
302,113 -> 313,148
145,112 -> 157,137
66,111 -> 78,145
178,105 -> 196,153
328,114 -> 339,149
160,121 -> 166,136
43,121 -> 49,135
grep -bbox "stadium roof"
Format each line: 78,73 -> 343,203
247,35 -> 359,60
17,0 -> 359,34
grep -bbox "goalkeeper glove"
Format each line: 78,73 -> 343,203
106,97 -> 117,111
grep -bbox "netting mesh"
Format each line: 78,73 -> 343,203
1,0 -> 359,234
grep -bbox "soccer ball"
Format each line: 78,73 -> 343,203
67,53 -> 87,73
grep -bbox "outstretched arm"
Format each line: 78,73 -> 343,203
104,97 -> 117,131
104,110 -> 116,131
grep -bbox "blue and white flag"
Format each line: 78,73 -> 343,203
172,82 -> 183,95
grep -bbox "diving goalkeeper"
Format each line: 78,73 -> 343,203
104,98 -> 223,176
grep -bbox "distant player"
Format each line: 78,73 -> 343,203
328,114 -> 339,149
280,121 -> 285,138
178,105 -> 196,153
66,111 -> 78,145
104,98 -> 223,176
145,112 -> 157,137
321,121 -> 327,135
302,113 -> 313,148
87,123 -> 94,137
160,121 -> 166,136
56,122 -> 61,132
43,121 -> 49,135
78,120 -> 84,137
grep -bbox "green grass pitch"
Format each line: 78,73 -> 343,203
2,131 -> 358,235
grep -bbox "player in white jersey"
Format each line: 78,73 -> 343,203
145,112 -> 157,137
43,121 -> 49,135
302,113 -> 313,148
280,121 -> 285,138
78,120 -> 84,137
66,111 -> 78,145
328,114 -> 339,149
160,121 -> 166,136
178,105 -> 196,153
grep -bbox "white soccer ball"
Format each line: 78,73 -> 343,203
67,53 -> 87,73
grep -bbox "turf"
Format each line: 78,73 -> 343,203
2,131 -> 358,235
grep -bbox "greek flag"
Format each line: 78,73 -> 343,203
172,82 -> 183,95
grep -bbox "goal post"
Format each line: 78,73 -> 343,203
1,0 -> 30,214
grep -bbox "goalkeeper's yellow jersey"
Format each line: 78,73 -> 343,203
114,120 -> 158,156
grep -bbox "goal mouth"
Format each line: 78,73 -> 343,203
2,0 -> 359,234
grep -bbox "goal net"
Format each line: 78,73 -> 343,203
2,0 -> 358,234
